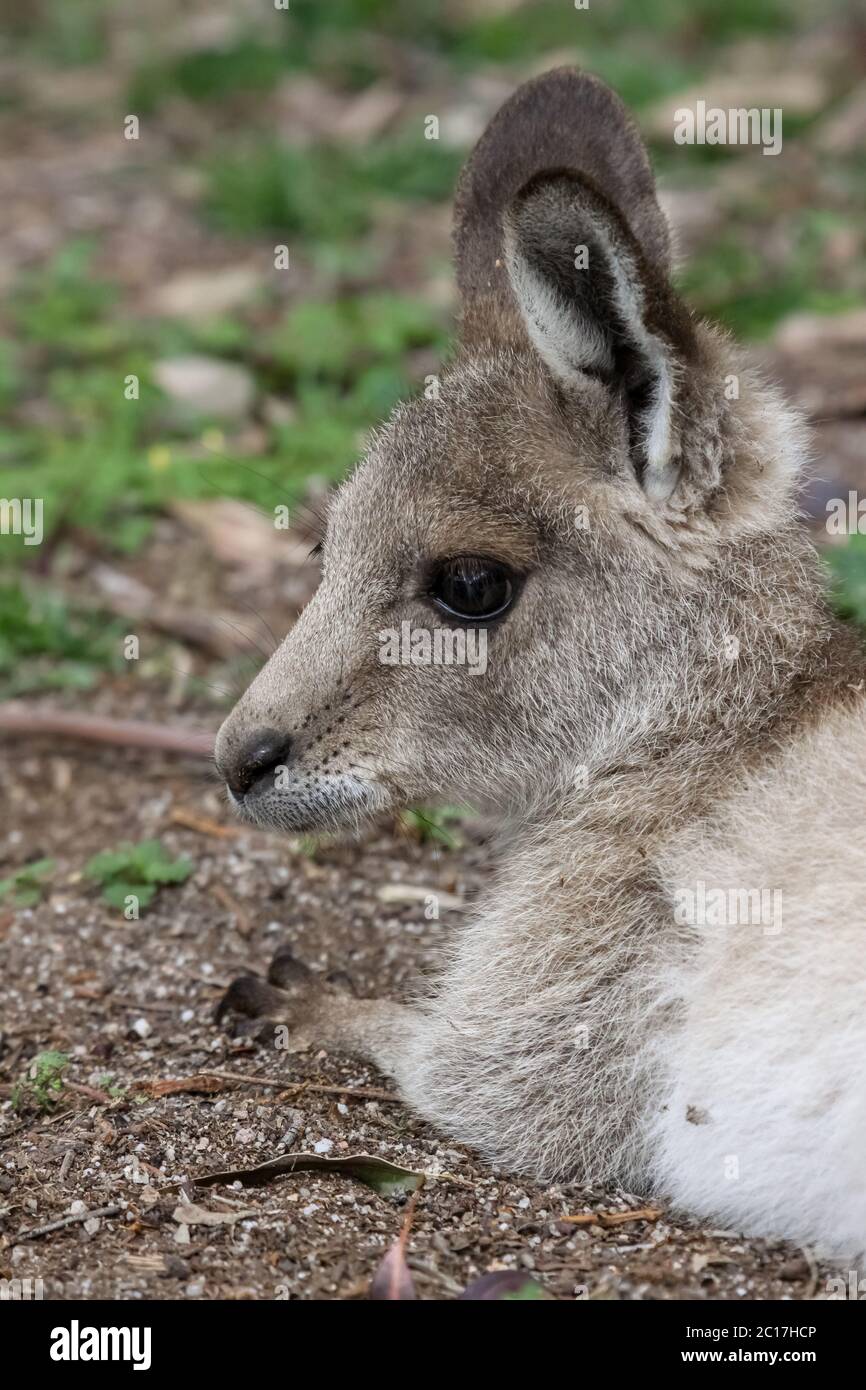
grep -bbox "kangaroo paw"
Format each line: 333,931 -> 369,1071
216,949 -> 349,1053
217,946 -> 407,1068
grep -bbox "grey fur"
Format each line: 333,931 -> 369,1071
215,70 -> 866,1261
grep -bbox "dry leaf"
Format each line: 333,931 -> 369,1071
195,1152 -> 426,1198
369,1242 -> 417,1300
172,1202 -> 256,1227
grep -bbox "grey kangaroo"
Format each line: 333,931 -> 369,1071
215,69 -> 866,1262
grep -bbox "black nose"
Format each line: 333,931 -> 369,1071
224,729 -> 293,800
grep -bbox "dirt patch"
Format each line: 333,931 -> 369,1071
0,725 -> 829,1301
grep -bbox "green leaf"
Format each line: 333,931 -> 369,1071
101,881 -> 157,911
826,536 -> 866,628
141,855 -> 193,885
11,887 -> 42,908
398,804 -> 471,848
85,847 -> 135,881
16,857 -> 56,882
459,1271 -> 554,1300
84,838 -> 193,910
14,1050 -> 71,1111
0,857 -> 56,907
125,838 -> 166,868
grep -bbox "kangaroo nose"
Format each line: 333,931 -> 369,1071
223,729 -> 293,800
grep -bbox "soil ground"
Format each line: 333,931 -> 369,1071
0,697 -> 832,1301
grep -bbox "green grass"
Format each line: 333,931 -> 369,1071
677,208 -> 864,339
266,293 -> 446,379
0,242 -> 448,577
443,0 -> 798,62
13,1 -> 107,67
0,584 -> 128,698
129,39 -> 288,113
399,805 -> 472,849
826,538 -> 866,630
10,241 -> 119,350
127,0 -> 801,113
0,858 -> 55,908
4,0 -> 858,697
0,241 -> 448,689
206,138 -> 463,241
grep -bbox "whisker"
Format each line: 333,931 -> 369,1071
165,667 -> 235,701
212,615 -> 271,665
239,601 -> 281,656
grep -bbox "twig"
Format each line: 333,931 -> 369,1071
400,1186 -> 422,1239
170,808 -> 240,839
405,1257 -> 465,1297
133,1074 -> 231,1099
64,1080 -> 114,1105
0,703 -> 214,758
210,883 -> 252,936
561,1206 -> 663,1227
106,997 -> 179,1013
14,1204 -> 122,1241
192,1070 -> 400,1103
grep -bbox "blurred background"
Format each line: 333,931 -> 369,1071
0,0 -> 864,705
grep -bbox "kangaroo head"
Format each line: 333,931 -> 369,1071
215,68 -> 806,834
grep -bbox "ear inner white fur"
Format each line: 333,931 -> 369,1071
503,225 -> 615,381
503,177 -> 680,500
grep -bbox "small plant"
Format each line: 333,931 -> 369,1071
398,805 -> 470,849
206,138 -> 462,241
85,838 -> 194,913
12,1051 -> 69,1111
0,857 -> 55,908
0,584 -> 126,698
826,536 -> 866,629
97,1074 -> 127,1099
9,239 -> 117,350
292,833 -> 324,859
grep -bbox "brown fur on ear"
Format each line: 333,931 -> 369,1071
453,67 -> 670,344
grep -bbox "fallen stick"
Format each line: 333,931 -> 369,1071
187,1070 -> 400,1103
209,882 -> 252,936
13,1204 -> 123,1242
561,1205 -> 663,1227
64,1080 -> 114,1105
0,703 -> 215,758
169,807 -> 240,838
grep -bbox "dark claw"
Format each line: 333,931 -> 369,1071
325,969 -> 356,995
215,974 -> 286,1023
252,1018 -> 284,1046
224,1015 -> 276,1044
267,947 -> 314,992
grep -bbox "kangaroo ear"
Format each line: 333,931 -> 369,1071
454,67 -> 697,499
454,68 -> 671,326
503,172 -> 694,499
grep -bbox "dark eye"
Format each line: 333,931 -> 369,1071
430,555 -> 515,621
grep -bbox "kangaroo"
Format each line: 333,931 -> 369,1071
214,69 -> 866,1263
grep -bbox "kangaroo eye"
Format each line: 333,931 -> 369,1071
430,555 -> 515,621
